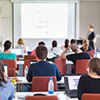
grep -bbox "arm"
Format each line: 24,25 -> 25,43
93,37 -> 96,43
8,83 -> 15,100
26,65 -> 33,82
60,45 -> 71,59
55,65 -> 62,81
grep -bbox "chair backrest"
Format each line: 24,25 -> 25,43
32,76 -> 57,92
54,59 -> 66,76
1,59 -> 17,77
24,55 -> 37,60
1,59 -> 17,68
76,59 -> 90,74
25,96 -> 58,100
92,49 -> 95,57
82,93 -> 100,100
8,68 -> 16,77
85,51 -> 93,58
16,55 -> 19,61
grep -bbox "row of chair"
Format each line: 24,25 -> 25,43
0,58 -> 90,77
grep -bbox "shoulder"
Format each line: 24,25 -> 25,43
11,53 -> 17,58
79,75 -> 90,82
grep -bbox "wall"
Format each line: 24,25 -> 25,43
1,0 -> 100,50
80,1 -> 100,50
1,0 -> 12,44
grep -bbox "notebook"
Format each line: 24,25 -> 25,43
4,65 -> 8,76
64,74 -> 81,98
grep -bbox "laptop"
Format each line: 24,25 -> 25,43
11,49 -> 22,56
4,65 -> 8,77
30,60 -> 37,65
97,52 -> 100,58
64,74 -> 81,98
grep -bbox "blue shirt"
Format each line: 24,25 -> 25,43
0,82 -> 15,100
27,61 -> 62,82
0,53 -> 17,59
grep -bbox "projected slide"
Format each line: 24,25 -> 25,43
21,3 -> 68,38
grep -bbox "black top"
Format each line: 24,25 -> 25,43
26,61 -> 62,82
78,75 -> 100,100
66,52 -> 90,65
80,46 -> 92,52
87,31 -> 96,41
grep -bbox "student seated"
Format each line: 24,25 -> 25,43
27,45 -> 62,82
31,41 -> 45,59
0,61 -> 15,100
0,40 -> 17,60
78,58 -> 100,100
80,39 -> 92,52
16,38 -> 27,54
52,40 -> 63,56
60,43 -> 90,73
61,39 -> 69,51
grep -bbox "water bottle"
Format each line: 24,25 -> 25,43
24,66 -> 28,77
48,77 -> 54,94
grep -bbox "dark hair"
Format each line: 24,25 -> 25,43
0,61 -> 6,86
89,40 -> 95,49
88,58 -> 100,75
52,40 -> 57,48
38,41 -> 45,46
70,39 -> 77,44
36,45 -> 48,60
4,40 -> 11,51
65,39 -> 69,48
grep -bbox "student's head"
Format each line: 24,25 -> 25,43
71,43 -> 78,52
70,39 -> 77,44
0,61 -> 6,86
52,40 -> 57,48
38,41 -> 45,46
65,39 -> 69,48
17,38 -> 25,45
4,40 -> 11,51
88,58 -> 100,76
35,45 -> 48,60
88,24 -> 94,32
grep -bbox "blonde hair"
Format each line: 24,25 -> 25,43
17,38 -> 24,45
83,39 -> 89,51
89,24 -> 94,29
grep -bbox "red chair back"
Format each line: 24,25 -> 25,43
25,96 -> 58,100
54,59 -> 66,76
32,76 -> 57,92
1,59 -> 17,77
76,59 -> 90,74
92,49 -> 95,57
82,93 -> 100,100
8,68 -> 16,77
85,51 -> 93,58
24,55 -> 37,60
16,55 -> 19,61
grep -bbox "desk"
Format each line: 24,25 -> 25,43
13,91 -> 78,100
66,60 -> 73,74
17,61 -> 24,76
16,77 -> 64,92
